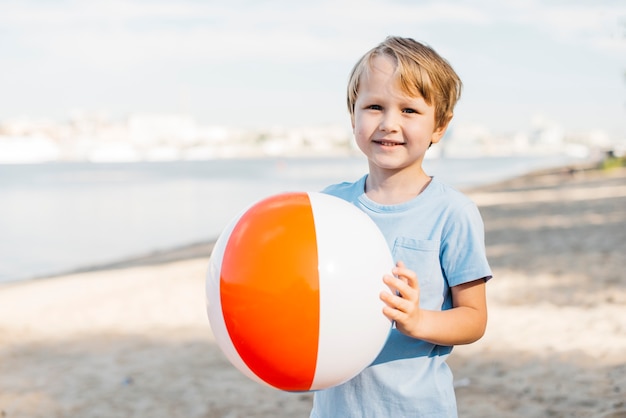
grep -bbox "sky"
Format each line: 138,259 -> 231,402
1,0 -> 625,137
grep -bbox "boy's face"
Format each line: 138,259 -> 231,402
352,55 -> 448,174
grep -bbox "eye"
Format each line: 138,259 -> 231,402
367,104 -> 382,111
402,108 -> 418,114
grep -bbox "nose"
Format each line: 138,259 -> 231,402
378,111 -> 399,133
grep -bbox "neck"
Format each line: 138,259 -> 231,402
365,170 -> 432,205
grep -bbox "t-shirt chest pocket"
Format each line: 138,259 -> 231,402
391,237 -> 443,310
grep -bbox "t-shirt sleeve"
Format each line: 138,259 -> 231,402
440,201 -> 492,287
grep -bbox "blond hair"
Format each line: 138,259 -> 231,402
347,36 -> 462,129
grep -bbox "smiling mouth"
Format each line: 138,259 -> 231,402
374,140 -> 405,146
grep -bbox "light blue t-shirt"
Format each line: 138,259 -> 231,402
311,175 -> 492,418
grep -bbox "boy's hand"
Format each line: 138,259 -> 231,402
380,261 -> 422,336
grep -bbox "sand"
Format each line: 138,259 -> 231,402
1,166 -> 625,418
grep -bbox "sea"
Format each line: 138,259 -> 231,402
0,155 -> 580,283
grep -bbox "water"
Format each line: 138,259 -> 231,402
0,155 -> 576,283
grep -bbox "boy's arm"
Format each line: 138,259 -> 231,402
380,261 -> 487,346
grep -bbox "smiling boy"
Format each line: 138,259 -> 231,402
311,36 -> 492,417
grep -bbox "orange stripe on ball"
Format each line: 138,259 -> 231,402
219,192 -> 320,391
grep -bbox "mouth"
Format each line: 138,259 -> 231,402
373,139 -> 405,147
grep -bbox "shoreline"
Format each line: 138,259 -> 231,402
27,240 -> 217,283
7,158 -> 602,285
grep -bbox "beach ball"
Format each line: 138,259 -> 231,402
206,191 -> 393,392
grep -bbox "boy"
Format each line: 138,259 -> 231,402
311,36 -> 492,417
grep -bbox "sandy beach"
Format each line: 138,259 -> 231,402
1,165 -> 625,418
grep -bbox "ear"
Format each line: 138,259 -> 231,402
430,116 -> 452,145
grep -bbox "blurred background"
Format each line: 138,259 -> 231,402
1,0 -> 625,161
1,0 -> 625,282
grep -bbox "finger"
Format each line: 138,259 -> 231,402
394,261 -> 408,296
393,261 -> 418,289
384,272 -> 412,296
383,273 -> 406,297
380,292 -> 406,314
382,305 -> 404,321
